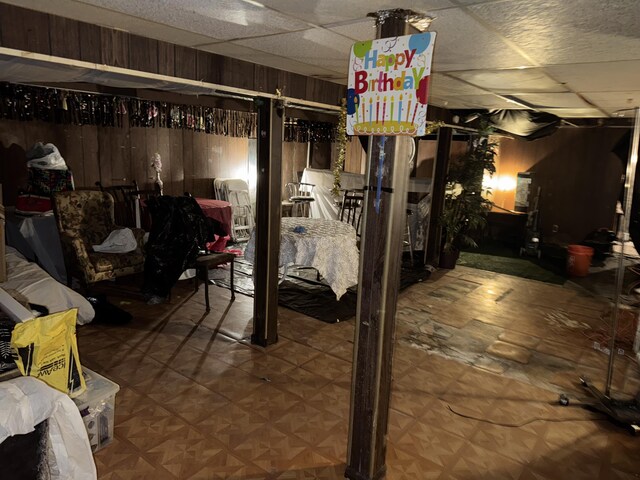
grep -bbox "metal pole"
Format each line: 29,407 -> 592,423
606,106 -> 640,397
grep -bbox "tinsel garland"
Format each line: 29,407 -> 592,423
0,82 -> 257,138
284,118 -> 336,143
331,100 -> 348,197
0,82 -> 348,143
424,120 -> 445,135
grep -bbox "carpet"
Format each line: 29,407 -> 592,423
208,255 -> 430,323
457,251 -> 567,285
454,239 -> 568,285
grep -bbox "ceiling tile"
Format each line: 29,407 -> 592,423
440,94 -> 522,109
581,91 -> 640,114
427,96 -> 455,109
469,0 -> 640,65
328,20 -> 376,42
257,0 -> 455,26
540,108 -> 608,118
200,42 -> 341,78
77,0 -> 311,40
546,60 -> 640,93
450,68 -> 567,93
428,8 -> 532,71
507,92 -> 592,109
430,73 -> 489,97
234,28 -> 353,73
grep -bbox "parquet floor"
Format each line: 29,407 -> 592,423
79,266 -> 640,479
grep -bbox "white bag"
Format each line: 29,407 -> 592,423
26,142 -> 67,170
0,377 -> 97,480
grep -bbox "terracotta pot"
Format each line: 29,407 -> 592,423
439,249 -> 460,269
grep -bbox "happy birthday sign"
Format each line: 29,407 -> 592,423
347,32 -> 436,136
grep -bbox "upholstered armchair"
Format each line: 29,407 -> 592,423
52,190 -> 146,287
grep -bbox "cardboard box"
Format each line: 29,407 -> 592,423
72,368 -> 120,452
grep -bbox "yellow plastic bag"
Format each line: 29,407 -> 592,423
11,309 -> 86,397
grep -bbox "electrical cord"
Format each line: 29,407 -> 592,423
445,404 -> 606,428
403,383 -> 609,429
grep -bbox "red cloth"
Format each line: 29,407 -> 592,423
195,198 -> 233,237
206,235 -> 229,252
15,193 -> 52,214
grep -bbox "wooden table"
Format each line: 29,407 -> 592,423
194,252 -> 235,311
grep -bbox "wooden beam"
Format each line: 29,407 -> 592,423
346,10 -> 419,480
425,126 -> 453,265
251,98 -> 283,347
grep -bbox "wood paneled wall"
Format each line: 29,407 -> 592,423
345,138 -> 366,174
0,117 -> 345,206
495,128 -> 627,243
416,140 -> 437,179
0,3 -> 346,107
0,118 -> 251,204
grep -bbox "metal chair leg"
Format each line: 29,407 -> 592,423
203,268 -> 210,311
230,257 -> 235,300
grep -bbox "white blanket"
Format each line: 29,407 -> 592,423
1,247 -> 95,324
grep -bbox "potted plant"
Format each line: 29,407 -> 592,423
439,123 -> 497,268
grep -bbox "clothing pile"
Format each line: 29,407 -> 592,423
142,196 -> 210,304
16,142 -> 75,215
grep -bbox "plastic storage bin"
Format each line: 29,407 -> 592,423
72,367 -> 120,452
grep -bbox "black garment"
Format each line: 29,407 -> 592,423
142,196 -> 209,300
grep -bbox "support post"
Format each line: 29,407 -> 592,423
425,126 -> 453,265
346,10 -> 419,480
607,106 -> 640,395
252,97 -> 283,346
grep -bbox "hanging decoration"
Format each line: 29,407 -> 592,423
375,136 -> 387,214
331,100 -> 348,197
0,82 -> 257,138
284,118 -> 337,143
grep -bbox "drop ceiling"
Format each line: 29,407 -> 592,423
4,0 -> 640,118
